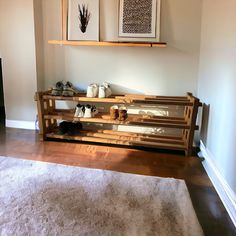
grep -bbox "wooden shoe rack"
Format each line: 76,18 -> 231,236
35,91 -> 201,156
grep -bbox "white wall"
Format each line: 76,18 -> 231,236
0,0 -> 202,122
198,0 -> 236,193
0,0 -> 37,121
42,0 -> 202,96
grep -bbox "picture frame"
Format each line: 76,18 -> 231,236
67,0 -> 99,41
119,0 -> 160,39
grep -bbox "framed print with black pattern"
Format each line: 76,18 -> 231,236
119,0 -> 160,39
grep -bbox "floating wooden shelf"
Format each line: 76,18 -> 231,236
35,91 -> 201,156
48,40 -> 167,48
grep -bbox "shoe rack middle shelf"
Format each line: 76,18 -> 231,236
35,91 -> 201,156
44,111 -> 198,130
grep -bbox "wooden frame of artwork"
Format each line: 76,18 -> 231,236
67,0 -> 99,41
118,0 -> 161,40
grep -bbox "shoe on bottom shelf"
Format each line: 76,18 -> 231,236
67,122 -> 83,136
58,121 -> 69,134
58,121 -> 82,135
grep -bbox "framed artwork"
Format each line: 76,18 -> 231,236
68,0 -> 99,41
119,0 -> 160,39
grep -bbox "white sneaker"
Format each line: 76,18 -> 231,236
93,84 -> 98,97
98,85 -> 106,98
84,105 -> 92,118
74,104 -> 84,117
103,82 -> 112,97
86,83 -> 98,97
74,106 -> 80,117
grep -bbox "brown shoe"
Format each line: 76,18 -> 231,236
110,105 -> 119,120
118,106 -> 128,121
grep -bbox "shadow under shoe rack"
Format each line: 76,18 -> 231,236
35,92 -> 201,156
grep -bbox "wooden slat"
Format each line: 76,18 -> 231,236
43,94 -> 127,103
130,140 -> 186,150
61,0 -> 68,40
35,92 -> 46,140
46,132 -> 186,151
96,129 -> 183,140
48,40 -> 167,48
42,94 -> 191,105
53,110 -> 185,122
79,130 -> 184,145
128,121 -> 190,129
123,94 -> 189,101
132,99 -> 194,106
185,95 -> 201,156
44,113 -> 190,129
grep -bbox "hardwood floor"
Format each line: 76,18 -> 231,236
0,125 -> 235,235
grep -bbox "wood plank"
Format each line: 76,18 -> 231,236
122,94 -> 189,101
129,121 -> 190,129
53,110 -> 185,122
132,99 -> 194,106
43,94 -> 127,103
79,130 -> 184,145
44,113 -> 190,129
48,40 -> 167,48
130,140 -> 186,150
45,132 -> 186,150
61,0 -> 68,40
42,94 -> 190,105
96,129 -> 183,140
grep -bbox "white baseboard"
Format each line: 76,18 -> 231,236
199,141 -> 236,228
6,120 -> 36,130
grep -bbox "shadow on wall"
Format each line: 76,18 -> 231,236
110,84 -> 144,95
200,104 -> 210,146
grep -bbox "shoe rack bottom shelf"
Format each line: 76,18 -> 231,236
45,129 -> 186,152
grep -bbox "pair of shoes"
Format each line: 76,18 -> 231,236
110,105 -> 128,121
51,81 -> 79,96
51,81 -> 64,96
86,82 -> 112,98
86,83 -> 98,98
58,121 -> 82,135
74,104 -> 98,118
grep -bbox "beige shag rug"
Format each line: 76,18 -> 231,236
0,156 -> 203,236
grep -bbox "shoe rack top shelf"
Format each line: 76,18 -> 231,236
41,91 -> 196,106
48,40 -> 167,48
